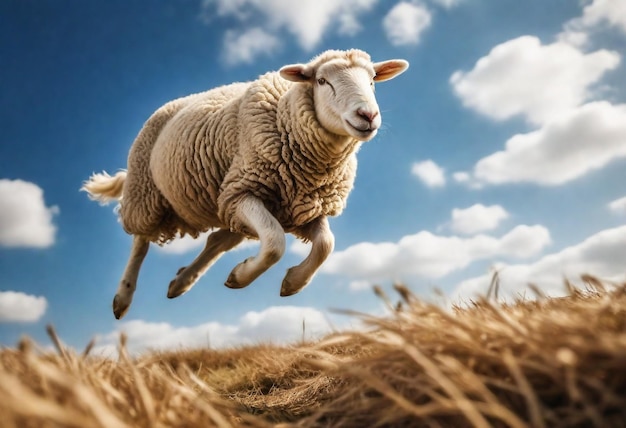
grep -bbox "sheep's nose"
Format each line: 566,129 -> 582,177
357,107 -> 379,123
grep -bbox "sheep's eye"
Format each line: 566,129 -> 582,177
317,78 -> 326,85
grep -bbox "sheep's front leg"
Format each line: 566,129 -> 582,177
281,216 -> 334,296
225,196 -> 285,289
113,235 -> 150,319
167,229 -> 245,298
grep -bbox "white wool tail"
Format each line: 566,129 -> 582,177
82,171 -> 127,204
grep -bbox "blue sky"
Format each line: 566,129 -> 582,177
1,0 -> 626,354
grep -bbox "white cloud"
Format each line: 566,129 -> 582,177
454,225 -> 626,301
289,238 -> 311,258
452,172 -> 470,183
429,0 -> 463,9
469,102 -> 626,186
322,225 -> 550,283
337,13 -> 363,36
451,171 -> 472,184
157,231 -> 258,255
568,0 -> 626,35
411,160 -> 446,188
452,171 -> 483,189
449,204 -> 509,235
450,36 -> 620,125
201,0 -> 249,18
608,196 -> 626,215
498,225 -> 552,259
94,305 -> 333,355
222,27 -> 280,66
557,30 -> 589,48
0,179 -> 58,248
0,291 -> 47,322
558,0 -> 626,50
157,231 -> 211,255
383,2 -> 432,46
203,0 -> 377,61
349,280 -> 373,292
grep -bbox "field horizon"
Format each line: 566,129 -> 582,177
1,275 -> 626,427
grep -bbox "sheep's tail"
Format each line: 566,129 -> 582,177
81,170 -> 127,204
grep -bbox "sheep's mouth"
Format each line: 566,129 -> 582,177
346,120 -> 377,139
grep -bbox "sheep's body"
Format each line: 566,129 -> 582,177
121,82 -> 250,242
83,49 -> 408,319
138,72 -> 357,243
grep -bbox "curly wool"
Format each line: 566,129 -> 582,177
217,72 -> 360,235
118,50 -> 368,244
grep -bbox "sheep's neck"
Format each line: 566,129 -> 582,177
279,85 -> 359,174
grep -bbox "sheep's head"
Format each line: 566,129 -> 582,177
279,49 -> 409,141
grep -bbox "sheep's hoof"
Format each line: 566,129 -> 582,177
224,271 -> 253,289
280,267 -> 309,296
167,279 -> 185,299
224,272 -> 247,289
224,259 -> 254,289
112,294 -> 130,320
280,279 -> 302,297
167,269 -> 192,299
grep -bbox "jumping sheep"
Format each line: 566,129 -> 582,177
82,49 -> 409,319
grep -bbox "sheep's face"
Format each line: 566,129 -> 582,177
280,54 -> 409,142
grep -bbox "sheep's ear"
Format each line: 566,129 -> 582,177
279,64 -> 314,82
373,59 -> 409,82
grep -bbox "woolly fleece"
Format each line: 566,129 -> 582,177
119,50 -> 372,244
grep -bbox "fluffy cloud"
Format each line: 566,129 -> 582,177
337,13 -> 363,36
452,171 -> 483,189
0,179 -> 58,248
222,28 -> 280,65
580,0 -> 626,33
94,305 -> 333,355
202,0 -> 458,62
348,280 -> 373,292
383,2 -> 432,46
202,0 -> 377,63
567,0 -> 626,35
411,160 -> 446,188
157,231 -> 258,255
322,225 -> 550,283
429,0 -> 463,8
557,30 -> 589,48
558,0 -> 626,48
452,171 -> 470,183
449,204 -> 509,235
608,196 -> 626,215
450,36 -> 620,125
157,231 -> 211,255
454,225 -> 626,301
0,291 -> 47,322
469,102 -> 626,186
289,238 -> 311,258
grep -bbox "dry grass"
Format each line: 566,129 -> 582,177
1,275 -> 626,427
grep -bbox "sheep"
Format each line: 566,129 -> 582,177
83,49 -> 408,319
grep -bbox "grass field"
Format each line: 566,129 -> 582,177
1,276 -> 625,427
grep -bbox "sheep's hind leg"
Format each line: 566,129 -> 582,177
113,235 -> 150,319
225,195 -> 285,289
167,229 -> 245,298
281,216 -> 334,296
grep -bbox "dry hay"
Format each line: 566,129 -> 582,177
296,277 -> 626,427
1,275 -> 625,427
0,331 -> 268,428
